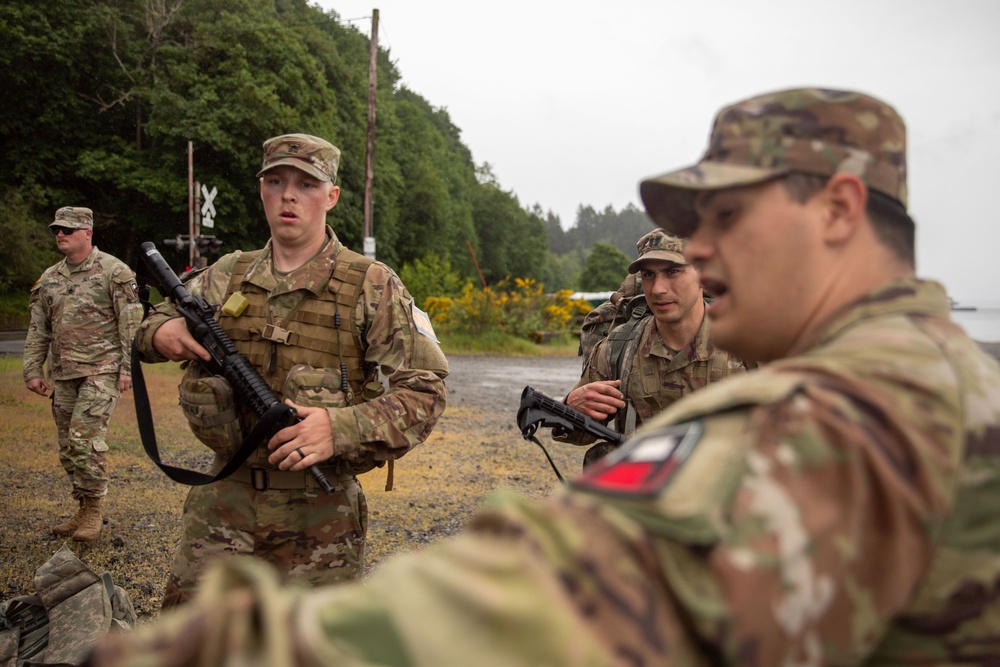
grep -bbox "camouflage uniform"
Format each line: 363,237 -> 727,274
564,304 -> 749,445
23,211 -> 140,502
91,91 -> 1000,665
562,230 -> 750,462
137,227 -> 448,608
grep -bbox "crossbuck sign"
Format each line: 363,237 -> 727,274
201,184 -> 217,229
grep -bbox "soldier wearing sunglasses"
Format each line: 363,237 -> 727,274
23,206 -> 141,543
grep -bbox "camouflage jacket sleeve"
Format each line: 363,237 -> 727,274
110,265 -> 141,376
22,276 -> 52,381
328,262 -> 448,462
133,258 -> 229,363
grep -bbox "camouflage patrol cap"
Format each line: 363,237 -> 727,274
639,88 -> 908,236
50,206 -> 94,230
257,133 -> 340,182
628,229 -> 687,273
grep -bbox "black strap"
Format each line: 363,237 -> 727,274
131,336 -> 289,486
522,431 -> 565,484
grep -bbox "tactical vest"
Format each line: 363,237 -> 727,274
606,299 -> 731,435
218,246 -> 375,417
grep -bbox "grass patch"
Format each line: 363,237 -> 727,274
440,331 -> 579,357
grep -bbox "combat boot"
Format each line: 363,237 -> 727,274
72,497 -> 103,542
52,498 -> 85,536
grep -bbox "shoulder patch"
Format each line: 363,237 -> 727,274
570,421 -> 703,498
410,302 -> 439,342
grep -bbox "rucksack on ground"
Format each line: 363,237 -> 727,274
0,546 -> 135,666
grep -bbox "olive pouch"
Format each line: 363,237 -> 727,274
177,363 -> 244,459
283,364 -> 386,477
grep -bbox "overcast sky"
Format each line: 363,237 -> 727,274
317,0 -> 1000,307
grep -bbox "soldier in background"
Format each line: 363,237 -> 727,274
90,89 -> 1000,664
23,206 -> 140,543
561,229 -> 751,466
134,134 -> 448,609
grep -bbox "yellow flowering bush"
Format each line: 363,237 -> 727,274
426,277 -> 594,341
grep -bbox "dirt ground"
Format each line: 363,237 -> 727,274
0,353 -> 587,620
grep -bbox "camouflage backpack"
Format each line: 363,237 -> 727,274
577,273 -> 643,362
0,546 -> 135,666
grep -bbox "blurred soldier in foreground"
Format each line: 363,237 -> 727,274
561,229 -> 750,465
90,89 -> 1000,664
133,134 -> 448,609
23,207 -> 140,543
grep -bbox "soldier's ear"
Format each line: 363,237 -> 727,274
820,173 -> 866,246
326,185 -> 340,211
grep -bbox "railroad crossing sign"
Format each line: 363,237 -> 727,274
201,184 -> 217,229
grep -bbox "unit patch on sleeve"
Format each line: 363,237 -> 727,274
570,421 -> 703,498
410,302 -> 439,342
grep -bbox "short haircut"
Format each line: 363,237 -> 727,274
781,173 -> 915,268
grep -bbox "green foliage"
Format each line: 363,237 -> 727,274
0,293 -> 31,330
570,203 -> 654,258
426,278 -> 592,342
471,170 -> 547,284
0,0 -> 552,292
398,253 -> 466,309
0,186 -> 61,294
539,249 -> 585,292
0,0 -> 658,301
579,242 -> 631,291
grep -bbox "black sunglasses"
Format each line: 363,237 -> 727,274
51,227 -> 78,236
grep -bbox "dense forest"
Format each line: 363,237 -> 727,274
0,0 -> 653,300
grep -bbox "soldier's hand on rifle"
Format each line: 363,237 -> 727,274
267,400 -> 336,471
151,317 -> 212,363
566,380 -> 625,421
25,377 -> 51,397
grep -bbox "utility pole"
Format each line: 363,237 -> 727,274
363,8 -> 379,259
187,141 -> 195,268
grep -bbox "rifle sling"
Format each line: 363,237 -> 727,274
131,339 -> 289,486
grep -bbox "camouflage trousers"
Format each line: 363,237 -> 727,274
161,469 -> 367,610
51,374 -> 119,499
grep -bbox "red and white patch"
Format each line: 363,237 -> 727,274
571,421 -> 703,497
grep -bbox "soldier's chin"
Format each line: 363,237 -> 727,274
705,318 -> 750,358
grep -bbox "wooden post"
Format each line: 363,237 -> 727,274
187,141 -> 195,268
363,8 -> 379,258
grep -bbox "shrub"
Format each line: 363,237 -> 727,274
426,277 -> 593,341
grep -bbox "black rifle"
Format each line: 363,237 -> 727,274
516,385 -> 626,482
136,241 -> 334,495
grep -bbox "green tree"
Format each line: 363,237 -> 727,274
569,203 -> 654,258
0,186 -> 61,292
470,166 -> 547,284
540,249 -> 585,292
579,242 -> 631,291
398,253 -> 466,309
0,0 -> 550,296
